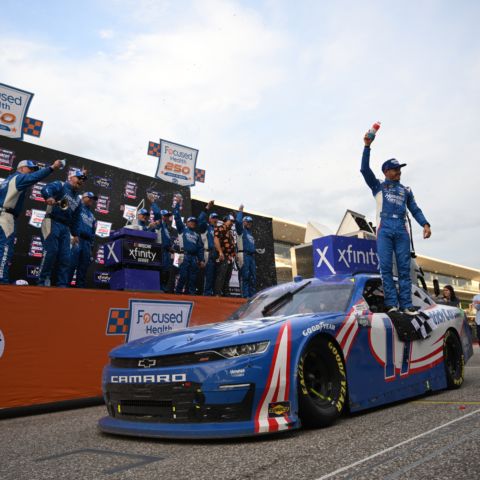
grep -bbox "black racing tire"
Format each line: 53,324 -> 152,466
444,329 -> 465,389
297,336 -> 347,428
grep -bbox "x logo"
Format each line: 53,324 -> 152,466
106,243 -> 119,262
316,246 -> 336,274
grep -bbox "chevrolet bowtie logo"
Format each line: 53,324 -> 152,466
138,359 -> 157,368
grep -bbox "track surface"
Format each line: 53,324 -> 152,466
1,347 -> 479,480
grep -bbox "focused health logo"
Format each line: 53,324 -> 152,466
106,299 -> 193,342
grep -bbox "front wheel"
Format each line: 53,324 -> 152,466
297,336 -> 347,428
444,329 -> 464,389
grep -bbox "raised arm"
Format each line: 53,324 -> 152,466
360,146 -> 380,193
173,205 -> 185,233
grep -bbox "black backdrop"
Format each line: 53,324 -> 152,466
0,137 -> 277,292
191,199 -> 277,293
0,137 -> 190,288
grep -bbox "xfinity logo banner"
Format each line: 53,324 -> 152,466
0,83 -> 34,140
155,139 -> 198,187
313,235 -> 379,276
106,299 -> 193,342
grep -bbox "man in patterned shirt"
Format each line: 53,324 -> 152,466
214,214 -> 236,296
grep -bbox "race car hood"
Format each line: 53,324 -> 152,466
109,313 -> 339,358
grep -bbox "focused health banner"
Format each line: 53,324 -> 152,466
0,83 -> 34,140
155,139 -> 198,187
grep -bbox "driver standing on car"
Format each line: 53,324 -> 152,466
361,132 -> 431,315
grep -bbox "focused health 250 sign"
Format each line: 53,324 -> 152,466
0,83 -> 34,140
155,139 -> 198,187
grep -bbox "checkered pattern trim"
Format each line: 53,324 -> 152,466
23,117 -> 43,137
195,168 -> 206,183
106,308 -> 131,335
147,141 -> 161,157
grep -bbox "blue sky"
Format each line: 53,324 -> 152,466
1,0 -> 479,267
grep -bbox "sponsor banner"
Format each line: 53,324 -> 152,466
22,117 -> 43,137
155,139 -> 198,187
94,270 -> 111,285
26,265 -> 40,279
28,236 -> 43,257
0,147 -> 15,171
28,209 -> 46,228
96,220 -> 112,238
313,235 -> 379,277
123,240 -> 162,266
0,83 -> 34,140
195,168 -> 206,183
95,194 -> 110,215
122,204 -> 137,222
30,182 -> 46,202
124,180 -> 137,200
93,176 -> 112,189
107,298 -> 194,342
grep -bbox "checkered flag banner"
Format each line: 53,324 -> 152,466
22,117 -> 43,137
147,141 -> 161,157
195,168 -> 206,183
106,308 -> 131,335
410,311 -> 437,339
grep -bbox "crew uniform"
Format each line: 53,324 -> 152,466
0,160 -> 56,283
151,204 -> 175,291
69,192 -> 97,288
235,212 -> 256,298
137,208 -> 150,231
173,206 -> 204,295
198,211 -> 219,296
361,147 -> 430,310
38,173 -> 83,287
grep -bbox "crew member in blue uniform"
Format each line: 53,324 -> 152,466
0,159 -> 62,283
198,200 -> 219,296
173,205 -> 205,295
137,208 -> 150,231
361,133 -> 431,314
38,169 -> 86,287
69,192 -> 98,288
151,203 -> 176,291
235,205 -> 257,298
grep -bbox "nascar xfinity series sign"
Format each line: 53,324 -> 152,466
313,235 -> 379,276
155,139 -> 198,187
0,83 -> 34,140
106,299 -> 193,342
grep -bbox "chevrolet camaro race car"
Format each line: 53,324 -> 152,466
98,273 -> 474,439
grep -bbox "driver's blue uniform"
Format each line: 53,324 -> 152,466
0,166 -> 54,283
69,203 -> 97,287
361,146 -> 429,309
235,212 -> 256,298
173,206 -> 204,295
38,181 -> 81,287
198,211 -> 217,296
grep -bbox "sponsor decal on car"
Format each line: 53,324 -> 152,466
268,401 -> 290,418
110,373 -> 187,384
302,321 -> 335,337
229,368 -> 246,377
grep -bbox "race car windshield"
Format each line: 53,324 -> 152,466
227,283 -> 354,321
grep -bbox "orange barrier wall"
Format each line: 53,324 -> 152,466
0,286 -> 245,410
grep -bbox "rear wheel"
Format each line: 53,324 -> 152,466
444,329 -> 464,389
297,336 -> 347,428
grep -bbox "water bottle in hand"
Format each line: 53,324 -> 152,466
366,121 -> 381,140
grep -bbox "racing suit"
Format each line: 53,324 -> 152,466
69,203 -> 97,288
235,212 -> 256,298
198,211 -> 217,296
473,294 -> 480,345
0,166 -> 55,283
150,203 -> 174,291
38,181 -> 81,287
174,206 -> 205,295
361,146 -> 429,309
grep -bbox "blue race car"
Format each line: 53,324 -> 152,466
98,273 -> 473,439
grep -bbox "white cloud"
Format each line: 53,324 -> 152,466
99,29 -> 114,39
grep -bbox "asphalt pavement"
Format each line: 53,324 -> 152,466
1,346 -> 479,480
